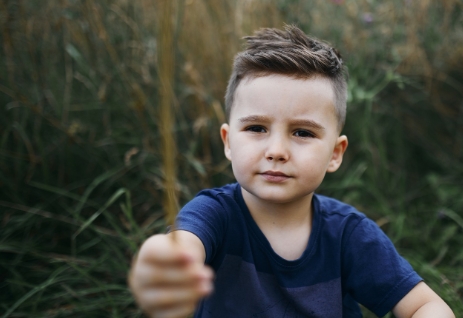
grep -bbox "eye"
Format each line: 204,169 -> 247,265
245,125 -> 266,133
294,129 -> 315,138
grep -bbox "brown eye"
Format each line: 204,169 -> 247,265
246,126 -> 266,133
294,130 -> 315,138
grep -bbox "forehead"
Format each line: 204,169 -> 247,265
231,74 -> 337,124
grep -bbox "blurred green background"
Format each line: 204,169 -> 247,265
1,0 -> 462,317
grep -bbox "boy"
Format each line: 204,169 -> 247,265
129,26 -> 454,317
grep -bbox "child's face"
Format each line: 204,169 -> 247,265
220,74 -> 348,204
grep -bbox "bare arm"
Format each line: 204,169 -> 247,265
129,231 -> 213,318
392,282 -> 455,318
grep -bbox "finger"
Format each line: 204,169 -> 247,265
197,266 -> 214,295
131,269 -> 213,317
135,266 -> 214,308
138,287 -> 203,311
134,280 -> 213,318
134,266 -> 194,287
133,262 -> 214,289
139,235 -> 194,266
151,303 -> 197,318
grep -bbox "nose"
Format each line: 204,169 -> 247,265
265,134 -> 289,162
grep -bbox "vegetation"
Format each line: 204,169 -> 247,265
1,0 -> 462,317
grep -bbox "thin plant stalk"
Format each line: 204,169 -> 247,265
157,0 -> 179,239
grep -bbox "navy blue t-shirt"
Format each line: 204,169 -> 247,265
176,183 -> 422,318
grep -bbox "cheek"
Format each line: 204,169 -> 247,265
297,147 -> 331,170
229,136 -> 255,158
230,152 -> 253,169
230,160 -> 250,184
229,144 -> 258,173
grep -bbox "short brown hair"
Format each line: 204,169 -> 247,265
224,25 -> 348,131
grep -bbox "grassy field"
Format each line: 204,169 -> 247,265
1,0 -> 462,317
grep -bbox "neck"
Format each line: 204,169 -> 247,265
241,187 -> 314,229
241,187 -> 314,260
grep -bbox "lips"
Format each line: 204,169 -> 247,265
260,170 -> 291,182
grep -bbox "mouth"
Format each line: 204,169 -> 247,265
259,170 -> 291,182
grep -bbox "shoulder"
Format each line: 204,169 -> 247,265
183,183 -> 241,212
313,194 -> 398,251
195,183 -> 239,200
312,193 -> 390,252
314,193 -> 364,216
179,183 -> 240,217
313,193 -> 367,229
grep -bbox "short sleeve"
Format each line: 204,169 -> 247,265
342,217 -> 422,317
176,193 -> 228,263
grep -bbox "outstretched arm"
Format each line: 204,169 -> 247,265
392,282 -> 454,318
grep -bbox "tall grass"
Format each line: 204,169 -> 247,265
0,0 -> 462,316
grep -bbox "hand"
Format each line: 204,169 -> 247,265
129,233 -> 214,318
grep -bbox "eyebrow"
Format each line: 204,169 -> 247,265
238,115 -> 325,130
290,119 -> 325,130
238,115 -> 269,123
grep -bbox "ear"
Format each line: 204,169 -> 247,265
327,135 -> 348,173
220,123 -> 232,161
